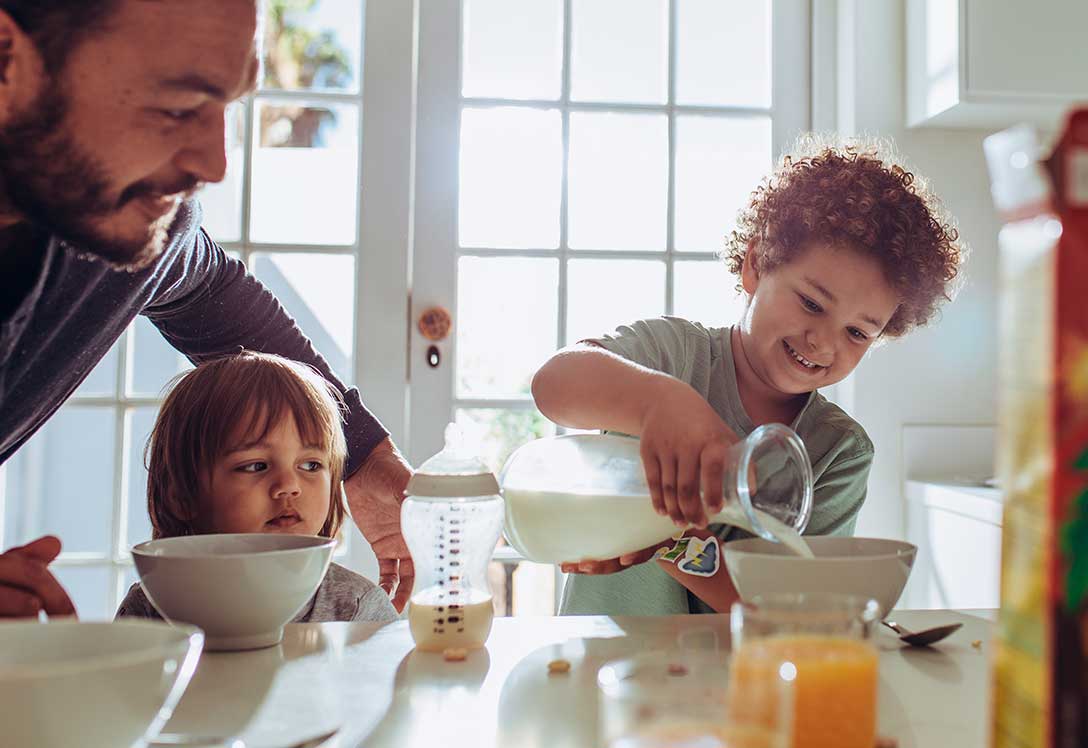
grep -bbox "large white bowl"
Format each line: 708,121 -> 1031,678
723,536 -> 917,617
0,620 -> 202,748
132,533 -> 335,650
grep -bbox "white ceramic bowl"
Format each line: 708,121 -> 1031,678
723,536 -> 917,617
132,533 -> 335,650
0,619 -> 202,748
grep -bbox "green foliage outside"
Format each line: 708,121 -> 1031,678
460,409 -> 555,474
261,0 -> 351,148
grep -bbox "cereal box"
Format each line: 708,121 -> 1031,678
984,109 -> 1088,748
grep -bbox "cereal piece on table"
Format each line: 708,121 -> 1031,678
443,647 -> 468,662
972,640 -> 983,650
874,736 -> 899,748
666,663 -> 688,676
547,658 -> 571,674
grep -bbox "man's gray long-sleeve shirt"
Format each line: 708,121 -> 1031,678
0,200 -> 387,474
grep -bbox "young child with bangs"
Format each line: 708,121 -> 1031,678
532,136 -> 965,616
116,351 -> 397,624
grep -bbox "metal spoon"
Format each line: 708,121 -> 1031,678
882,619 -> 963,647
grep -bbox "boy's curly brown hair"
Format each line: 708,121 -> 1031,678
722,135 -> 964,338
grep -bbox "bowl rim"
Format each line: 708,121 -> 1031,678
723,536 -> 917,562
131,532 -> 336,560
0,620 -> 203,681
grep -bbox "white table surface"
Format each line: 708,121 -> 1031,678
156,609 -> 995,748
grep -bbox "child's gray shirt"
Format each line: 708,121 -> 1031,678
560,317 -> 875,617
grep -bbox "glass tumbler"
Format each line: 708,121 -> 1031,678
730,593 -> 881,748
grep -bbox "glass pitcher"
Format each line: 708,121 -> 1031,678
402,425 -> 504,652
501,423 -> 813,564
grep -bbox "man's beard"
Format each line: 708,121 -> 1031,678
0,85 -> 191,271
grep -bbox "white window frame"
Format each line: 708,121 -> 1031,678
408,0 -> 812,611
410,0 -> 812,463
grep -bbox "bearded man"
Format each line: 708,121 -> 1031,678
0,0 -> 414,617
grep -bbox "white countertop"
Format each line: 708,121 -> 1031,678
906,478 -> 1004,525
155,609 -> 995,748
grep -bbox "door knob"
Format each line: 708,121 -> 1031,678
418,306 -> 452,341
419,306 -> 451,369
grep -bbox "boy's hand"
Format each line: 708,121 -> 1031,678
0,536 -> 77,618
559,544 -> 661,575
639,380 -> 741,528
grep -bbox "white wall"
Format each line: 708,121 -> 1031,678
830,0 -> 1001,539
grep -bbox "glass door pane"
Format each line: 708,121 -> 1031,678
411,0 -> 809,616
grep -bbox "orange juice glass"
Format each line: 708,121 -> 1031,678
729,594 -> 881,748
597,650 -> 792,748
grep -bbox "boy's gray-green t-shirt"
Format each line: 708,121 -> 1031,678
115,561 -> 398,624
559,317 -> 874,617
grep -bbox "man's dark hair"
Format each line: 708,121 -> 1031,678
1,1 -> 123,75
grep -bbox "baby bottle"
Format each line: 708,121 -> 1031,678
402,425 -> 504,652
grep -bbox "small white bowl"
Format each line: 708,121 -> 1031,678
0,619 -> 202,748
132,533 -> 335,650
723,536 -> 917,617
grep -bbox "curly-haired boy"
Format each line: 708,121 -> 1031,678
532,135 -> 965,616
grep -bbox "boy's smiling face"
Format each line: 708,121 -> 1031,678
738,242 -> 900,395
200,413 -> 332,537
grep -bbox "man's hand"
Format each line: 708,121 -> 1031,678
344,437 -> 414,613
0,536 -> 77,618
559,543 -> 661,575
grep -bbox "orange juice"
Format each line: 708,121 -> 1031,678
730,635 -> 877,748
609,721 -> 782,748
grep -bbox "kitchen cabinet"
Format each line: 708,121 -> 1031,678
907,0 -> 1088,128
905,479 -> 1003,609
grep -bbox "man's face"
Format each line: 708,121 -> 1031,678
0,0 -> 259,269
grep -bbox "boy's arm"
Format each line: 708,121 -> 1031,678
533,343 -> 742,528
560,528 -> 739,613
531,343 -> 678,435
655,528 -> 740,614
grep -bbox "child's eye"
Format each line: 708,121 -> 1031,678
300,460 -> 324,472
799,295 -> 821,313
848,328 -> 869,341
237,462 -> 267,473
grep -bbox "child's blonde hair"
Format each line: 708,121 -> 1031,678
722,133 -> 965,338
145,351 -> 348,539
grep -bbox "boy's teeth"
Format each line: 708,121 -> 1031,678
785,341 -> 819,369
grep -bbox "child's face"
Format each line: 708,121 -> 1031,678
199,413 -> 332,536
739,242 -> 900,395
